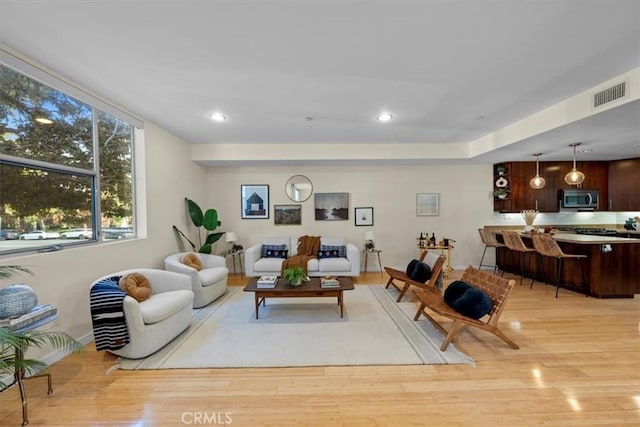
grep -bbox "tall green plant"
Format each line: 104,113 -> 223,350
173,198 -> 224,254
0,265 -> 83,389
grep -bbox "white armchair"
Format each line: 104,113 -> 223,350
164,252 -> 229,308
90,268 -> 194,359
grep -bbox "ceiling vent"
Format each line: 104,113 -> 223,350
593,81 -> 626,108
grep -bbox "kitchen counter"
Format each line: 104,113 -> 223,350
491,229 -> 640,298
550,233 -> 640,244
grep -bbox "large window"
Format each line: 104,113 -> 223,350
0,59 -> 137,254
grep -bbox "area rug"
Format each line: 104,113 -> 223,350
115,285 -> 474,369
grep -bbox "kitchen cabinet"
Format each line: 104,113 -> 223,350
492,161 -> 609,212
608,158 -> 640,211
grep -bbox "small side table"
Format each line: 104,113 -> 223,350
225,250 -> 244,276
9,313 -> 59,426
362,249 -> 383,276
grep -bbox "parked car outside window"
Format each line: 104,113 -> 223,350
103,227 -> 134,240
60,228 -> 93,239
0,229 -> 21,240
19,230 -> 61,240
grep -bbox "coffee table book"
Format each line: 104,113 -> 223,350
257,276 -> 278,288
321,277 -> 340,288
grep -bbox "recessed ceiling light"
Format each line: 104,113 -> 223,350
376,112 -> 393,122
35,117 -> 53,124
209,112 -> 226,122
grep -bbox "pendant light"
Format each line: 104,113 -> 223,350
529,153 -> 546,189
564,143 -> 585,186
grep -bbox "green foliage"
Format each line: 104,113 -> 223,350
0,64 -> 133,229
0,264 -> 83,389
283,267 -> 307,285
0,265 -> 34,282
174,198 -> 223,254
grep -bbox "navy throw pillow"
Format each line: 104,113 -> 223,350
406,259 -> 419,276
320,245 -> 346,258
261,244 -> 288,258
444,281 -> 493,320
407,261 -> 431,283
318,249 -> 340,258
443,280 -> 472,307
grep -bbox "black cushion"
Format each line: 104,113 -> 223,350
444,280 -> 493,320
443,280 -> 471,306
405,259 -> 432,283
406,259 -> 419,276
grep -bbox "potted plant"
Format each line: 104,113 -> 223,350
172,198 -> 224,254
493,188 -> 510,200
282,267 -> 308,287
0,265 -> 83,390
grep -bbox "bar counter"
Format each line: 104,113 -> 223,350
494,231 -> 640,298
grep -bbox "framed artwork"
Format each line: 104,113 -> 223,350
354,207 -> 374,226
241,184 -> 269,219
416,193 -> 439,216
314,192 -> 349,220
274,204 -> 302,225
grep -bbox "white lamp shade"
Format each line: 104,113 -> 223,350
225,231 -> 238,242
364,231 -> 375,241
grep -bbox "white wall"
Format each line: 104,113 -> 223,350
205,163 -> 496,272
4,122 -> 206,348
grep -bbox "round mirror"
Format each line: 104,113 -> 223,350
285,175 -> 313,202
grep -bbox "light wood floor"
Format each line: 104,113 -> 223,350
2,271 -> 639,426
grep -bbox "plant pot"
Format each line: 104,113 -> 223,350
287,279 -> 303,287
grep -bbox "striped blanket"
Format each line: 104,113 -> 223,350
90,275 -> 129,351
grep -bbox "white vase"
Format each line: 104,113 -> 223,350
523,225 -> 535,233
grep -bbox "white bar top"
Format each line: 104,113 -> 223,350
533,233 -> 640,245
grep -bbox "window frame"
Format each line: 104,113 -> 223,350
0,48 -> 142,255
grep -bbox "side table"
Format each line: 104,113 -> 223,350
225,250 -> 244,276
362,249 -> 383,276
7,313 -> 59,426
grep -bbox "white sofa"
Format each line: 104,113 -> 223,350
90,268 -> 194,359
164,252 -> 229,308
244,236 -> 360,277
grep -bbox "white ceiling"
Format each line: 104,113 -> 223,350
1,0 -> 639,164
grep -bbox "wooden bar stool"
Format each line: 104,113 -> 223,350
477,228 -> 505,274
501,231 -> 537,287
531,233 -> 587,298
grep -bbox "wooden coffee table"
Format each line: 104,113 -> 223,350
243,277 -> 355,319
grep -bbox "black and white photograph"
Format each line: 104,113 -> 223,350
354,207 -> 374,226
314,193 -> 349,221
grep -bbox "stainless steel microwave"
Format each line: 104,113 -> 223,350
560,189 -> 599,209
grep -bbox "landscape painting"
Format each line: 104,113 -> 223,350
274,205 -> 302,225
314,193 -> 349,221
